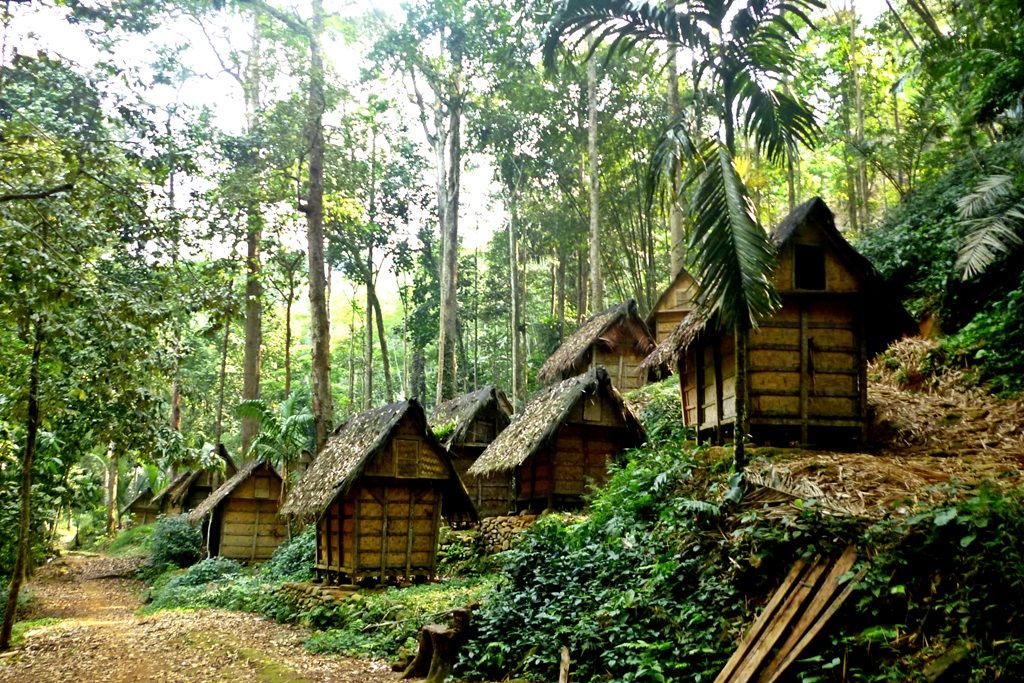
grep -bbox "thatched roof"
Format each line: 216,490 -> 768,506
281,399 -> 476,522
429,385 -> 513,448
538,300 -> 659,384
641,197 -> 916,368
150,445 -> 237,510
121,485 -> 155,515
468,366 -> 646,476
186,459 -> 278,525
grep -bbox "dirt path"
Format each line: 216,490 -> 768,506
0,554 -> 400,683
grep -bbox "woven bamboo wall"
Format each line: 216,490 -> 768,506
216,467 -> 287,561
592,347 -> 646,392
451,448 -> 513,518
653,274 -> 698,343
514,390 -> 634,509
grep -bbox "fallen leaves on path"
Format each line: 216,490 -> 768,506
0,554 -> 400,683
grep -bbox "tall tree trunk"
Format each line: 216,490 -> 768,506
214,311 -> 231,448
849,3 -> 869,227
365,248 -> 374,410
436,93 -> 462,404
370,285 -> 394,403
509,212 -> 525,408
347,300 -> 356,416
586,45 -> 603,313
105,443 -> 118,534
241,211 -> 262,454
1,323 -> 42,651
283,279 -> 294,398
556,248 -> 566,343
306,0 -> 332,449
666,45 -> 685,276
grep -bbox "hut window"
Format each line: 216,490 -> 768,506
794,245 -> 826,290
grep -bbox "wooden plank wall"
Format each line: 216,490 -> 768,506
316,483 -> 441,579
653,274 -> 698,343
592,348 -> 646,392
217,468 -> 287,561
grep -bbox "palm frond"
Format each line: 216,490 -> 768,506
235,399 -> 272,422
737,74 -> 819,163
956,199 -> 1024,278
957,173 -> 1014,219
684,143 -> 780,330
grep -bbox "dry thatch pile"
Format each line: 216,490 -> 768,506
187,459 -> 272,524
429,385 -> 513,448
539,300 -> 657,383
469,367 -> 646,476
741,338 -> 1024,519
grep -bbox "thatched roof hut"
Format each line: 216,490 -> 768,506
283,399 -> 475,583
430,386 -> 515,517
122,486 -> 159,527
187,459 -> 288,561
648,267 -> 699,344
538,300 -> 665,392
469,367 -> 646,511
642,197 -> 915,445
150,446 -> 238,515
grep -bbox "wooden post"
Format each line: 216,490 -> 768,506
353,495 -> 361,582
712,343 -> 724,444
677,354 -> 689,428
380,488 -> 389,581
405,489 -> 416,578
325,504 -> 333,572
559,647 -> 571,683
250,506 -> 261,562
696,347 -> 706,438
799,305 -> 809,445
857,304 -> 868,442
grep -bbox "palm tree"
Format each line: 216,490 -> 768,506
235,391 -> 315,499
543,0 -> 821,469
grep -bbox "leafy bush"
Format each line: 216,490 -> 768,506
940,275 -> 1024,395
626,377 -> 690,445
456,445 -> 857,683
149,514 -> 201,569
99,523 -> 154,556
304,577 -> 494,659
259,525 -> 315,583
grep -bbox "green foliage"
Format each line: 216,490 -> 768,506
304,577 -> 494,659
435,528 -> 495,578
258,526 -> 315,583
98,523 -> 154,557
457,444 -> 857,682
940,275 -> 1024,395
149,515 -> 202,569
627,377 -> 690,445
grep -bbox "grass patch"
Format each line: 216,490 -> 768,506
9,617 -> 61,646
98,523 -> 155,557
305,576 -> 495,659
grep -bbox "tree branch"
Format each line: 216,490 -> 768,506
0,180 -> 75,203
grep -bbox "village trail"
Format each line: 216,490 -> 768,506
0,554 -> 400,683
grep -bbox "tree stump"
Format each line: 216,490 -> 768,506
401,606 -> 475,683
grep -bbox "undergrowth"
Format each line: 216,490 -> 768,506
96,523 -> 154,557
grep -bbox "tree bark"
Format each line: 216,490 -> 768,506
283,275 -> 294,398
586,44 -> 603,313
848,3 -> 869,227
214,310 -> 231,449
105,443 -> 118,534
666,45 -> 685,276
370,285 -> 394,402
556,247 -> 566,343
365,247 -> 374,410
347,301 -> 357,416
435,95 -> 462,404
509,214 -> 525,408
241,210 -> 262,454
1,323 -> 42,651
306,0 -> 333,450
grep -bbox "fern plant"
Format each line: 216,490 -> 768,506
234,391 -> 314,497
957,153 -> 1024,278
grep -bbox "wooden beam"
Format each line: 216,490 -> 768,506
712,344 -> 724,443
799,306 -> 809,444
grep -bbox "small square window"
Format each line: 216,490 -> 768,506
795,245 -> 826,290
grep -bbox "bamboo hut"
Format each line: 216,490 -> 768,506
538,300 -> 666,392
187,459 -> 288,561
430,386 -> 515,517
122,486 -> 159,526
648,267 -> 699,344
468,367 -> 646,512
281,399 -> 476,584
151,446 -> 238,515
642,198 -> 915,445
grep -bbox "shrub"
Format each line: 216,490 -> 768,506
149,514 -> 202,569
259,525 -> 315,583
100,523 -> 154,556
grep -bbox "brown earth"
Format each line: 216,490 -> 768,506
0,554 -> 400,683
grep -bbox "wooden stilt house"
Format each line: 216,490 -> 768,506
281,399 -> 476,584
430,386 -> 515,517
468,367 -> 646,512
538,300 -> 666,392
122,486 -> 159,526
187,460 -> 288,561
648,268 -> 699,344
642,198 -> 915,445
150,446 -> 238,515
